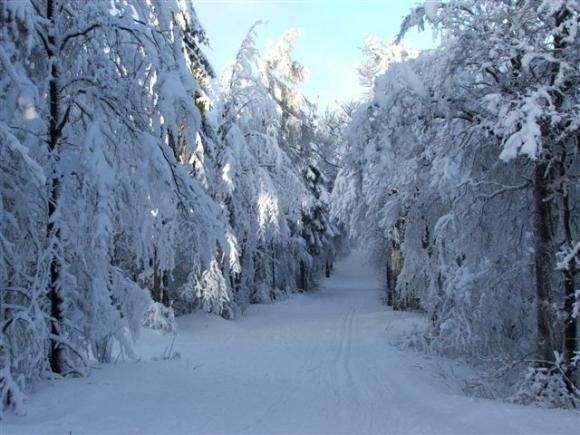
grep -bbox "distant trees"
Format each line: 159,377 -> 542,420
332,0 -> 578,406
215,24 -> 339,305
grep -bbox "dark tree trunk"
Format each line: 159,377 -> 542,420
271,241 -> 276,290
560,154 -> 577,381
151,249 -> 162,303
390,246 -> 401,310
530,5 -> 576,374
532,161 -> 555,365
385,261 -> 393,307
272,260 -> 276,290
552,7 -> 577,384
46,0 -> 63,375
299,261 -> 307,291
325,260 -> 330,278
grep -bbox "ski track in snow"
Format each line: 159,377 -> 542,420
4,252 -> 579,434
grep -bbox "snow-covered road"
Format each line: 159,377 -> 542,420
4,252 -> 579,434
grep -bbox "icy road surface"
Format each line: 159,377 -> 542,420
4,252 -> 579,434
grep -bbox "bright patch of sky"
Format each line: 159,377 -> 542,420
195,0 -> 437,110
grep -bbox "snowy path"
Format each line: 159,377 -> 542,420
4,252 -> 579,434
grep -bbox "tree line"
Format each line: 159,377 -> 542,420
332,0 -> 578,407
0,0 -> 343,414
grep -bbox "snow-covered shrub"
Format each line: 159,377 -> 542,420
143,303 -> 178,334
195,257 -> 234,319
511,367 -> 579,409
0,334 -> 27,416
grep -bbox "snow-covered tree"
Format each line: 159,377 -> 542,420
333,0 -> 579,405
357,36 -> 417,97
1,0 -> 346,415
0,0 -> 231,411
214,24 -> 339,305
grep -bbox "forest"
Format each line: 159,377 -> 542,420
0,0 -> 578,433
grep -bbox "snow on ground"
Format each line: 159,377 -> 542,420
3,252 -> 579,434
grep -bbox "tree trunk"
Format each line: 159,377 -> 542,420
151,249 -> 162,303
560,154 -> 577,381
270,241 -> 276,290
46,0 -> 63,375
385,260 -> 393,307
552,7 -> 577,383
532,161 -> 555,365
299,261 -> 307,291
390,246 -> 401,310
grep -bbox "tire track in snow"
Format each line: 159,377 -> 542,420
335,307 -> 363,431
350,308 -> 378,434
346,307 -> 376,434
334,304 -> 378,433
334,308 -> 351,427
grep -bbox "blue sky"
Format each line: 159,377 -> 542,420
195,0 -> 435,109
